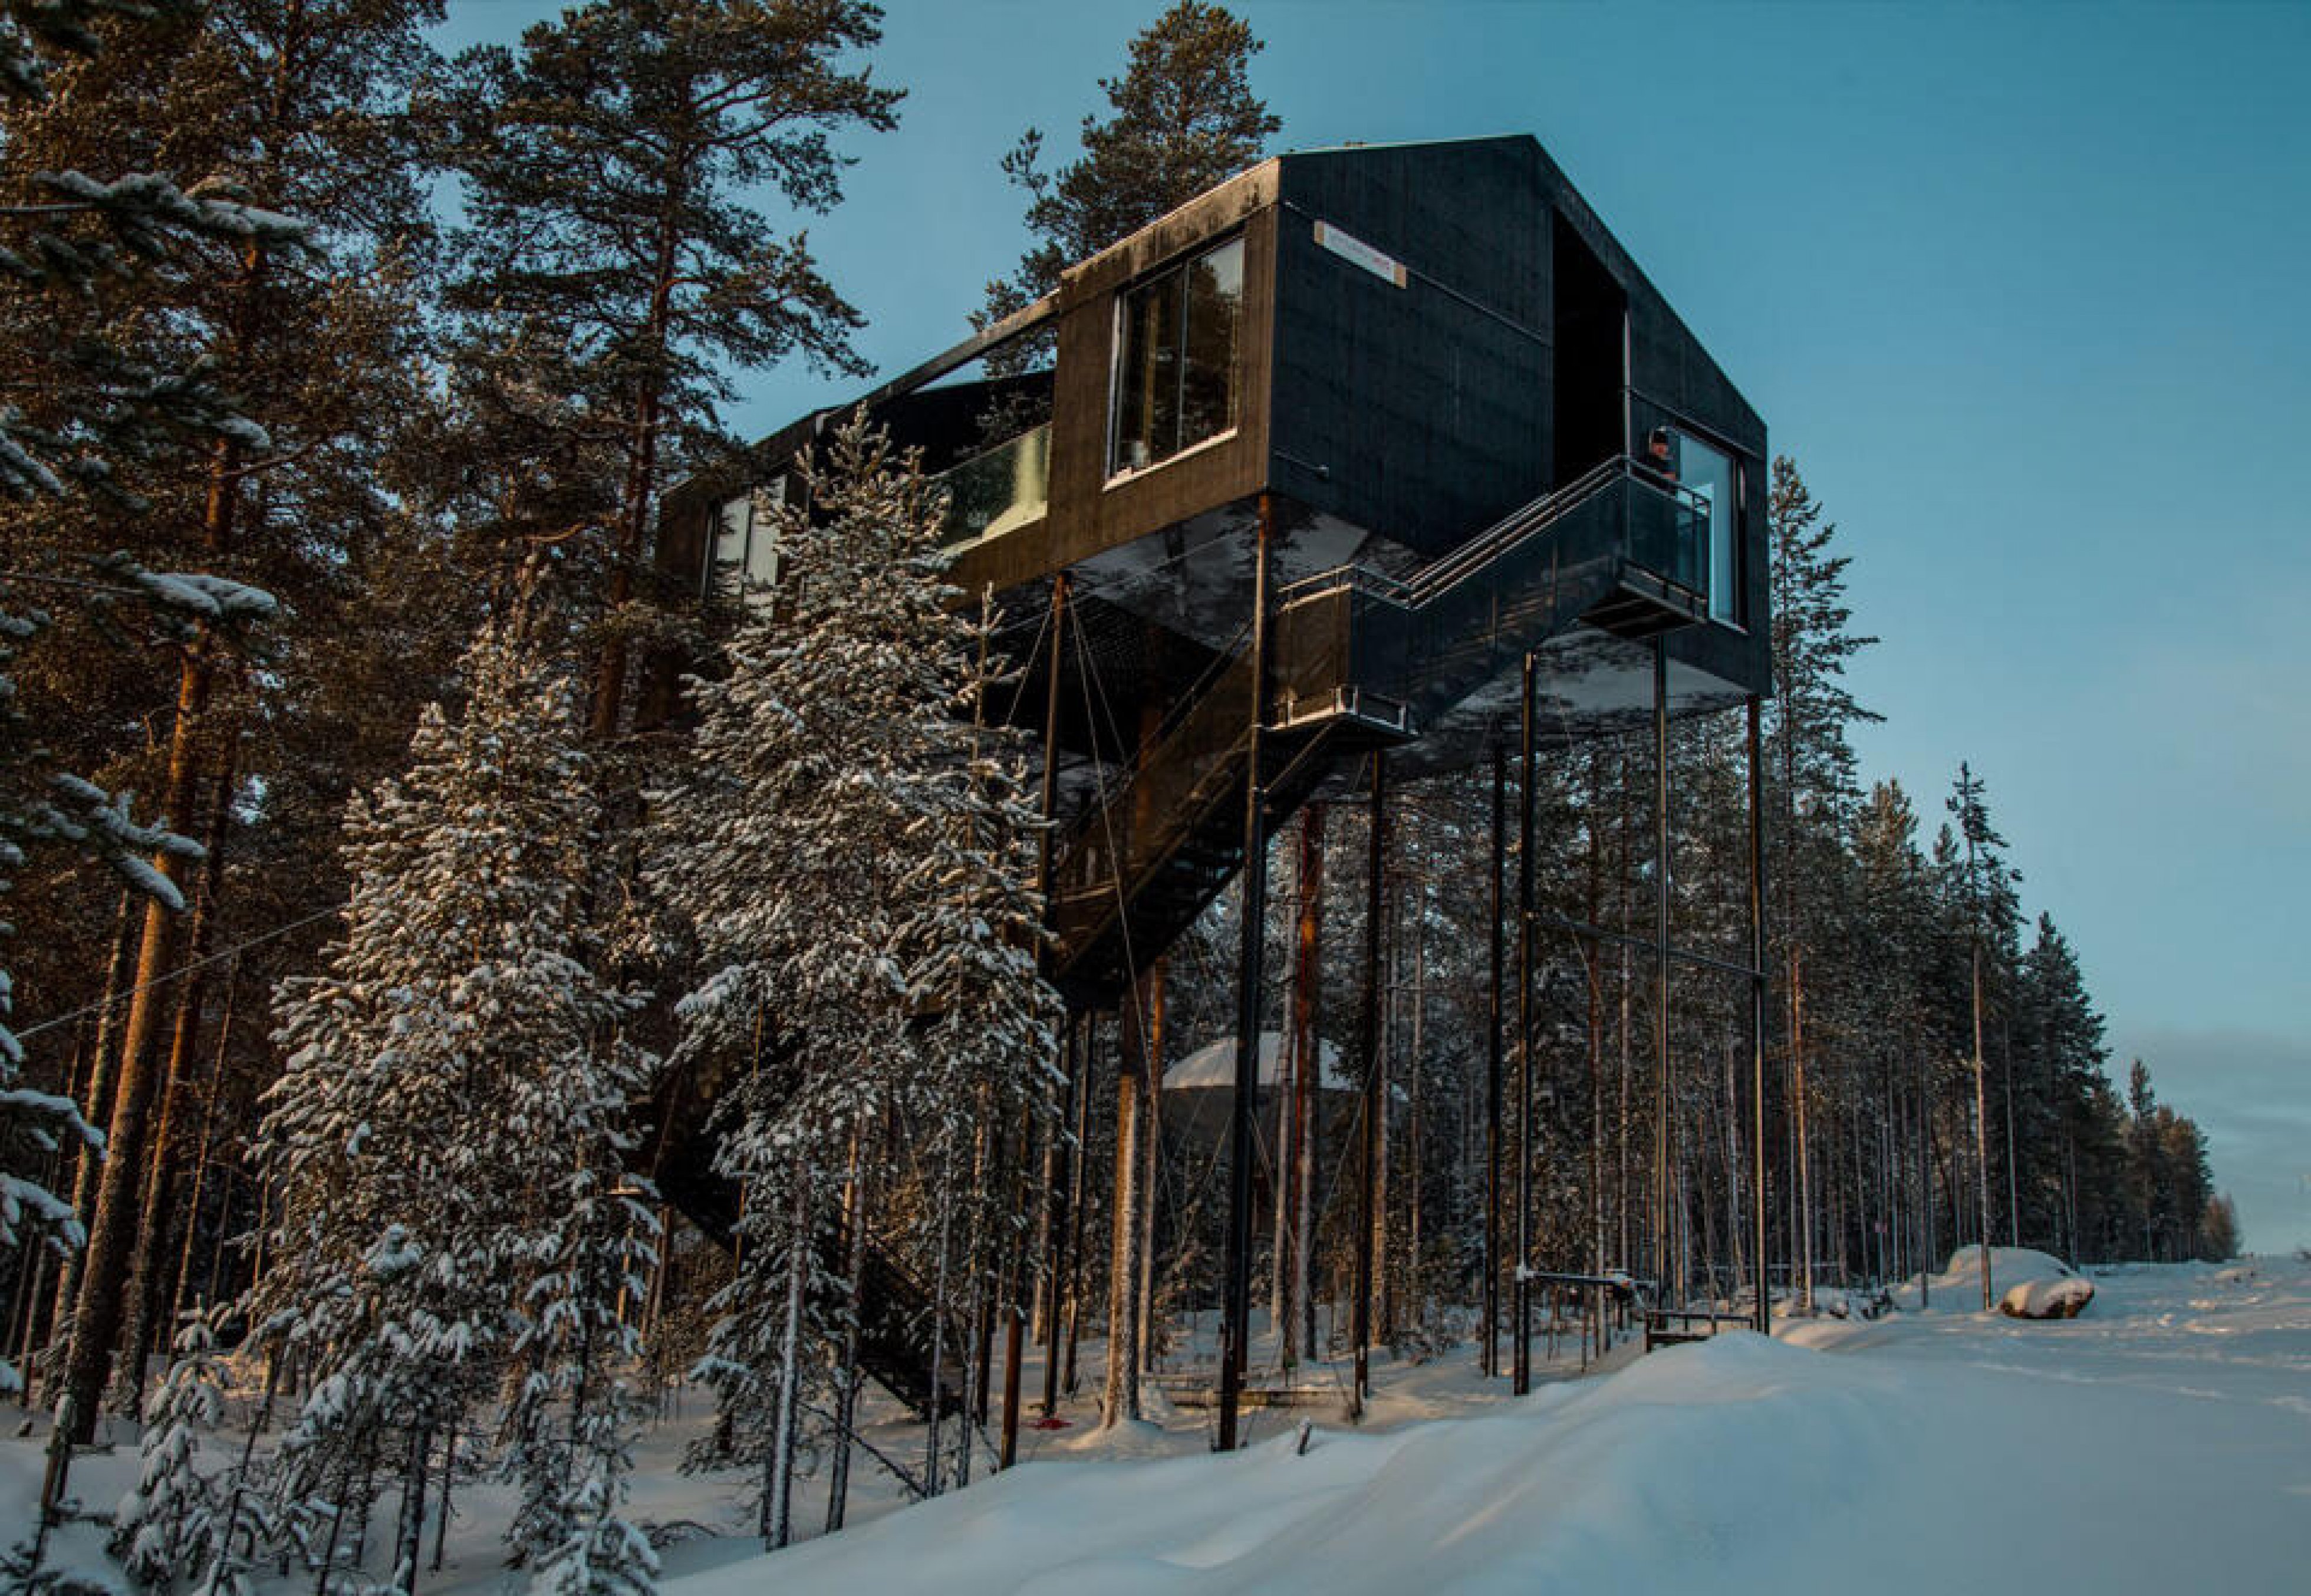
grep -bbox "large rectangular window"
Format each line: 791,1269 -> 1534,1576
1671,430 -> 1739,624
1110,235 -> 1244,476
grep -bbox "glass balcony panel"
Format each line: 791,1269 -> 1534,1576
937,422 -> 1051,545
1670,430 -> 1734,620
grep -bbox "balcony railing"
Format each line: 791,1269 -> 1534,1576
936,422 -> 1051,545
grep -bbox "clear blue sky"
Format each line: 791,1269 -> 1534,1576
439,1 -> 2311,1250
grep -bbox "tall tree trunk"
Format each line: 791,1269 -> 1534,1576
590,182 -> 684,742
1790,947 -> 1813,1312
121,755 -> 236,1411
47,891 -> 136,1358
1407,899 -> 1425,1334
765,1159 -> 811,1549
61,644 -> 215,1440
1137,963 -> 1166,1369
393,1423 -> 430,1594
1102,975 -> 1154,1428
167,956 -> 239,1333
825,1131 -> 865,1534
1972,943 -> 1993,1310
1062,1030 -> 1092,1398
1283,807 -> 1322,1368
59,234 -> 258,1432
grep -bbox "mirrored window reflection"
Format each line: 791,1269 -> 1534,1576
1111,236 -> 1243,475
706,478 -> 783,607
1672,431 -> 1738,624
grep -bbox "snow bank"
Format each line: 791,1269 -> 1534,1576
669,1269 -> 2311,1594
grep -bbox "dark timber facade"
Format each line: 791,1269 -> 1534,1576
656,134 -> 1774,1456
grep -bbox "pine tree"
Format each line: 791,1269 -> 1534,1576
110,1315 -> 227,1592
1762,456 -> 1878,1309
2012,914 -> 2105,1255
251,597 -> 656,1587
435,0 -> 902,738
650,413 -> 1059,1543
5,0 -> 455,1439
980,0 -> 1278,325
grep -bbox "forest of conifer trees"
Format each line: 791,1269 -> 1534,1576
0,2 -> 2240,1592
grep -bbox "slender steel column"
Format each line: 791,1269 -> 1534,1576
1352,749 -> 1388,1416
1652,639 -> 1673,1301
1217,498 -> 1275,1452
1513,654 -> 1536,1396
1005,571 -> 1070,1469
1040,1018 -> 1082,1414
1746,696 -> 1770,1334
1484,743 -> 1506,1379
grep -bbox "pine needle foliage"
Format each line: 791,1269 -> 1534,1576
980,0 -> 1278,325
650,412 -> 1061,1538
250,596 -> 657,1589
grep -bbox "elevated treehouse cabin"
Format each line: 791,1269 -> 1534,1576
651,134 -> 1772,1440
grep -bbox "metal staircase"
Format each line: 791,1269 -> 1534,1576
1049,455 -> 1708,1006
644,456 -> 1708,1412
650,1082 -> 970,1421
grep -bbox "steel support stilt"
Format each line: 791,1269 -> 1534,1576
1652,639 -> 1672,1302
1005,571 -> 1071,1469
1746,696 -> 1770,1334
1040,1018 -> 1081,1414
1484,743 -> 1506,1379
1352,749 -> 1388,1416
1217,498 -> 1275,1452
1513,654 -> 1536,1396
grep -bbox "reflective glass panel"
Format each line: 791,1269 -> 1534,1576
707,480 -> 781,607
1179,238 -> 1243,448
1110,236 -> 1243,474
1673,431 -> 1737,623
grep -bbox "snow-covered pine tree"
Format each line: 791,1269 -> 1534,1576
651,413 -> 1060,1544
249,596 -> 656,1592
110,1315 -> 227,1592
508,1133 -> 662,1592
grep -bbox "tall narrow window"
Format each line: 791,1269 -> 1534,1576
706,476 -> 783,606
1110,236 -> 1244,476
1672,431 -> 1739,624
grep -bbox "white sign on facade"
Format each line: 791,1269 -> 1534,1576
1312,220 -> 1409,289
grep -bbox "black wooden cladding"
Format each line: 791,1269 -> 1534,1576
694,134 -> 1772,700
1270,140 -> 1553,556
1261,136 -> 1767,696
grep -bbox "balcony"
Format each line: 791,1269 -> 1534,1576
936,422 -> 1050,545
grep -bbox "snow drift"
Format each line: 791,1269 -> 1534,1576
670,1261 -> 2311,1594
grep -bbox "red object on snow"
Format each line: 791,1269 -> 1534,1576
1029,1416 -> 1072,1431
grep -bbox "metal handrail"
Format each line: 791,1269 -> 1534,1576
1054,455 -> 1708,906
1408,455 -> 1625,601
1276,564 -> 1411,608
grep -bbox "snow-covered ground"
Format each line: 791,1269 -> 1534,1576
694,1254 -> 2311,1594
9,1256 -> 2307,1594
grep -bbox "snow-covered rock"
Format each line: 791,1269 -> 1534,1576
1922,1247 -> 2093,1319
2000,1274 -> 2095,1319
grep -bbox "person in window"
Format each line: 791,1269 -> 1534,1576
1644,427 -> 1677,481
